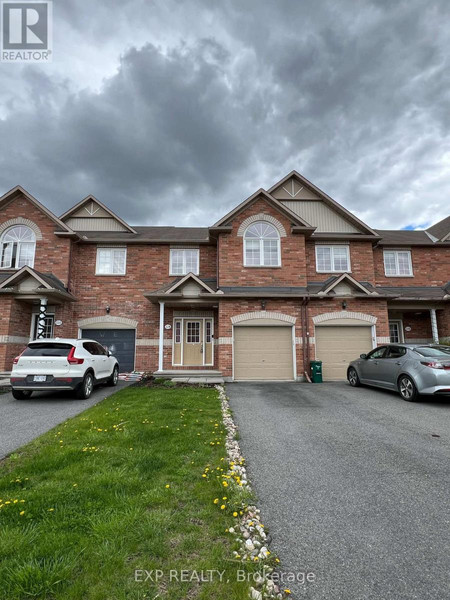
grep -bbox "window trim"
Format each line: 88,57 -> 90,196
169,248 -> 200,276
383,249 -> 413,277
315,244 -> 351,273
388,319 -> 404,344
95,246 -> 127,276
243,222 -> 281,268
0,225 -> 36,270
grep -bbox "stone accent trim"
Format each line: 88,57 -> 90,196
0,217 -> 43,240
136,339 -> 172,347
237,213 -> 287,237
376,336 -> 390,344
0,335 -> 29,344
313,311 -> 377,325
173,310 -> 214,317
218,337 -> 233,344
231,311 -> 296,325
77,315 -> 138,328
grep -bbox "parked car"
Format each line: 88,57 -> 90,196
347,344 -> 450,401
10,339 -> 119,400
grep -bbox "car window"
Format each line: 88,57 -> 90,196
95,343 -> 107,355
366,346 -> 387,359
386,346 -> 407,359
414,346 -> 450,358
23,343 -> 73,357
83,342 -> 98,355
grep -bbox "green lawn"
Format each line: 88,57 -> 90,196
0,385 -> 261,600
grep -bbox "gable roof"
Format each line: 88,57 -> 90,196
426,216 -> 450,242
211,188 -> 316,233
317,273 -> 376,296
268,171 -> 379,237
0,266 -> 76,300
0,186 -> 75,235
375,229 -> 450,246
165,272 -> 217,294
60,195 -> 137,234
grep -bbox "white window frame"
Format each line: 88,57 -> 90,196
383,250 -> 413,277
169,249 -> 199,276
95,247 -> 127,275
30,313 -> 55,340
389,319 -> 404,343
315,245 -> 351,273
243,223 -> 281,267
0,225 -> 36,270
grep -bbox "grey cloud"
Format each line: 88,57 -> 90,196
0,0 -> 449,228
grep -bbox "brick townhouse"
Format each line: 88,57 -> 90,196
0,171 -> 449,381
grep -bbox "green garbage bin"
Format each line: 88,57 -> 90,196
310,360 -> 323,383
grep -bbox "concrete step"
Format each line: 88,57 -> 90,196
154,370 -> 223,377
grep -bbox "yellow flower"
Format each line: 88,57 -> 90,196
165,484 -> 170,489
213,498 -> 219,504
73,483 -> 78,487
233,512 -> 238,517
275,558 -> 280,563
20,510 -> 25,516
48,508 -> 55,512
222,481 -> 228,487
202,474 -> 207,478
284,590 -> 291,595
220,504 -> 226,510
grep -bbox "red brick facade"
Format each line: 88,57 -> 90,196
0,186 -> 449,379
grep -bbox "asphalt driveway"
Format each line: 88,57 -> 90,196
227,382 -> 450,600
0,381 -> 130,459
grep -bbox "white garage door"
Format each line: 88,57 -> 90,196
315,325 -> 373,381
234,326 -> 294,381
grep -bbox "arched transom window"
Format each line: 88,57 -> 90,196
0,225 -> 36,269
244,222 -> 280,266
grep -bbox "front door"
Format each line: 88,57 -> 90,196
183,320 -> 203,366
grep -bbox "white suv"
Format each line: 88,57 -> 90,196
10,338 -> 119,400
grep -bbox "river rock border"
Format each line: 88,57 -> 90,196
217,385 -> 289,599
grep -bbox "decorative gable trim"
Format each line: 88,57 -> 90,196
231,311 -> 296,325
0,265 -> 52,290
268,171 -> 379,237
166,273 -> 216,294
0,217 -> 43,240
237,213 -> 287,237
313,311 -> 377,325
318,273 -> 376,296
60,195 -> 137,234
212,188 -> 314,231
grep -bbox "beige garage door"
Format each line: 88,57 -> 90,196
315,325 -> 373,381
234,326 -> 294,381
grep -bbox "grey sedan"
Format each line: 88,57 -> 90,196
347,344 -> 450,401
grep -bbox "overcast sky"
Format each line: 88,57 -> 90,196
1,0 -> 449,229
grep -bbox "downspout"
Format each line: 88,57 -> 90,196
301,298 -> 312,382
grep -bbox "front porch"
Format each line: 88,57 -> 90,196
388,305 -> 447,344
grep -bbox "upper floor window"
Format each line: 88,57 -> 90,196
383,250 -> 413,276
96,247 -> 127,275
170,249 -> 199,275
0,225 -> 36,269
316,245 -> 350,273
244,223 -> 280,267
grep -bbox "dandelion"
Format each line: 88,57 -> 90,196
284,590 -> 291,595
19,510 -> 25,516
73,484 -> 78,487
48,508 -> 55,512
213,498 -> 219,504
220,505 -> 226,510
233,512 -> 238,517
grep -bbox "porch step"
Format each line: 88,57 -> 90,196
154,370 -> 223,377
0,378 -> 11,388
153,370 -> 224,384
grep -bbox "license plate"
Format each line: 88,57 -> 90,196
33,375 -> 46,382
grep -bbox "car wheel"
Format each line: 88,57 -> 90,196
76,372 -> 94,399
398,375 -> 418,402
107,365 -> 119,387
347,367 -> 361,387
12,390 -> 32,400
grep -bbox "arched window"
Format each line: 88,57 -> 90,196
0,225 -> 36,269
244,222 -> 280,266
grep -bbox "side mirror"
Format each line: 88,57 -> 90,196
107,351 -> 111,357
360,353 -> 367,359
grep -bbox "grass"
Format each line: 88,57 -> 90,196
0,385 -> 260,600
